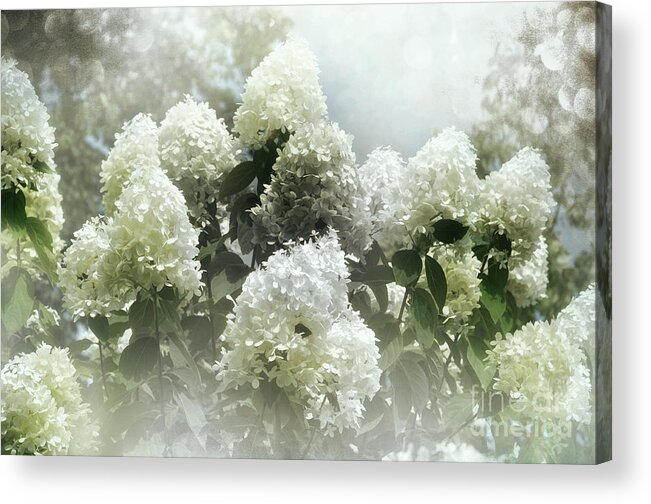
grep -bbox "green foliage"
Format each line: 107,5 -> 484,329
220,161 -> 257,199
88,315 -> 110,342
410,287 -> 438,349
1,188 -> 27,233
432,219 -> 468,244
25,217 -> 58,281
119,336 -> 158,381
1,267 -> 34,335
425,255 -> 447,310
391,249 -> 422,287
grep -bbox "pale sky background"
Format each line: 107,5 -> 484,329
282,2 -> 545,160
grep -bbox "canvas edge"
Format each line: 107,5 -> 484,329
595,0 -> 612,465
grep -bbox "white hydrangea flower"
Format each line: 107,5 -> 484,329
159,95 -> 238,222
480,147 -> 555,260
404,128 -> 481,232
1,344 -> 99,455
507,235 -> 549,307
554,283 -> 596,358
216,231 -> 381,435
358,147 -> 409,254
487,284 -> 595,426
58,216 -> 130,319
100,113 -> 159,213
1,58 -> 57,191
306,310 -> 382,434
429,239 -> 482,330
233,39 -> 327,149
251,122 -> 373,258
107,164 -> 203,301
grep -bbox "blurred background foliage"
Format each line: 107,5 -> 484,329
471,2 -> 596,318
2,7 -> 291,241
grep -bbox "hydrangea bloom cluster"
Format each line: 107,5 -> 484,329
99,113 -> 159,213
61,151 -> 202,316
251,122 -> 373,258
506,235 -> 550,307
403,128 -> 481,232
58,216 -> 129,319
1,344 -> 99,455
429,239 -> 482,331
480,147 -> 555,260
216,231 -> 381,434
1,58 -> 57,191
233,39 -> 328,149
105,164 -> 203,301
488,284 -> 595,426
159,95 -> 238,222
359,147 -> 409,254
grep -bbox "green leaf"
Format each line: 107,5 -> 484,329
167,332 -> 201,386
465,335 -> 495,390
177,392 -> 207,450
349,265 -> 395,285
119,336 -> 158,380
32,159 -> 53,173
25,217 -> 53,249
25,217 -> 58,282
1,188 -> 27,233
410,287 -> 438,349
236,212 -> 255,255
210,265 -> 249,301
182,315 -> 214,354
391,249 -> 422,287
442,393 -> 475,428
432,219 -> 468,244
364,240 -> 388,267
484,260 -> 509,291
209,251 -> 244,275
379,333 -> 403,371
369,283 -> 389,313
479,282 -> 506,324
67,338 -> 95,354
492,232 -> 512,257
156,297 -> 182,333
350,289 -> 372,321
392,352 -> 430,417
88,315 -> 110,342
108,311 -> 131,339
220,161 -> 257,199
128,295 -> 155,332
1,267 -> 34,335
425,255 -> 447,310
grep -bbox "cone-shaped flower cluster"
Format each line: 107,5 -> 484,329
1,344 -> 99,455
216,231 -> 381,435
251,122 -> 373,258
233,39 -> 328,149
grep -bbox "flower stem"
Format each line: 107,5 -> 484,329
153,290 -> 170,455
16,239 -> 21,269
206,279 -> 217,362
98,342 -> 110,401
397,287 -> 410,325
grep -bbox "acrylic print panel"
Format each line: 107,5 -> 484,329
0,2 -> 611,463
